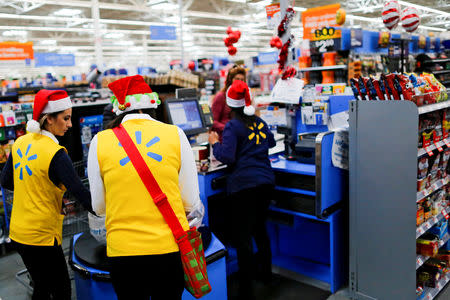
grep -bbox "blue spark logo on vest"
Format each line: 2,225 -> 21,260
119,131 -> 162,166
15,144 -> 38,180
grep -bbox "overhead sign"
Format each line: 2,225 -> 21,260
257,51 -> 278,65
302,3 -> 342,41
0,42 -> 34,60
265,3 -> 281,29
34,53 -> 75,67
150,25 -> 177,40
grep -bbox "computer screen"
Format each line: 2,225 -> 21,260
165,98 -> 206,136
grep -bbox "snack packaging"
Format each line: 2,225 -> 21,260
385,74 -> 401,100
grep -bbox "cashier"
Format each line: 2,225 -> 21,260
0,90 -> 93,300
87,75 -> 204,300
211,65 -> 246,139
209,80 -> 276,298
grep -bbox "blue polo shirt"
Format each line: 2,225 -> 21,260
213,116 -> 276,195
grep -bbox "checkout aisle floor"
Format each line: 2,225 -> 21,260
1,248 -> 450,300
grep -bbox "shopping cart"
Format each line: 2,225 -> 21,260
1,160 -> 90,294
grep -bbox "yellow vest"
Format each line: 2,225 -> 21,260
10,133 -> 66,246
97,118 -> 189,257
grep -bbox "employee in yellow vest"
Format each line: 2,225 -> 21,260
87,75 -> 204,300
0,89 -> 93,300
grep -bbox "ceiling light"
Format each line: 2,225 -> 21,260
115,40 -> 134,46
40,39 -> 57,45
2,30 -> 27,37
249,0 -> 272,7
53,9 -> 82,17
224,0 -> 247,3
104,32 -> 125,39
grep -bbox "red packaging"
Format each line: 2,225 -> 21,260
371,78 -> 386,100
397,74 -> 415,101
386,74 -> 401,100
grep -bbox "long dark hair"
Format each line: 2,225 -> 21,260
221,66 -> 247,93
231,107 -> 257,128
106,108 -> 156,129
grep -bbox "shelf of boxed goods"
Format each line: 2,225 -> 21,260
416,233 -> 450,270
417,176 -> 450,203
418,101 -> 450,115
422,272 -> 450,300
417,206 -> 450,238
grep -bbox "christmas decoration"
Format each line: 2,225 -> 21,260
223,27 -> 241,56
277,36 -> 293,72
281,66 -> 297,80
270,36 -> 283,49
382,0 -> 401,30
188,61 -> 196,71
336,8 -> 346,25
401,6 -> 420,33
227,46 -> 237,56
277,6 -> 295,38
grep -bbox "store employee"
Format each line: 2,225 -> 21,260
0,89 -> 93,300
88,75 -> 204,300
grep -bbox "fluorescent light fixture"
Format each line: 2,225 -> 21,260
2,30 -> 27,36
104,32 -> 125,39
53,8 -> 82,17
293,7 -> 307,12
183,41 -> 194,47
40,39 -> 57,45
115,40 -> 134,46
249,0 -> 272,7
224,0 -> 247,3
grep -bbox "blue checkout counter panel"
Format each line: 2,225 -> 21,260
198,148 -> 347,293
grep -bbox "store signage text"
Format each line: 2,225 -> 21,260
34,53 -> 75,67
150,25 -> 177,40
302,3 -> 342,41
0,42 -> 34,60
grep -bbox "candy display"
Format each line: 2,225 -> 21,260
351,73 -> 447,105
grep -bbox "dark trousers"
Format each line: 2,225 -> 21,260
109,251 -> 185,300
230,184 -> 273,290
12,239 -> 71,300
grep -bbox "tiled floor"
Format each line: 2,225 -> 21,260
1,247 -> 450,300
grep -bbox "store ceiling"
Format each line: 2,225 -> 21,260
0,0 -> 448,67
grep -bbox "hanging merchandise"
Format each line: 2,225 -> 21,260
188,61 -> 196,71
401,7 -> 420,33
381,0 -> 401,30
378,31 -> 391,48
336,8 -> 346,26
223,27 -> 241,56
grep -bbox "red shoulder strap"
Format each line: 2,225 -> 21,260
112,125 -> 186,241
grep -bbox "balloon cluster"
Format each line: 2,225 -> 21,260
381,1 -> 420,33
224,26 -> 241,56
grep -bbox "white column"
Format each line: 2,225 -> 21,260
91,0 -> 104,69
178,0 -> 184,68
142,35 -> 149,66
280,0 -> 291,68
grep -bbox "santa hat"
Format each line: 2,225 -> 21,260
26,89 -> 72,133
226,80 -> 255,116
108,75 -> 160,115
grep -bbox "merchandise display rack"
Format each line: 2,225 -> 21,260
349,99 -> 450,300
298,65 -> 348,72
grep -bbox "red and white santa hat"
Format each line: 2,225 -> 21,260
226,80 -> 255,116
26,89 -> 72,133
108,75 -> 160,115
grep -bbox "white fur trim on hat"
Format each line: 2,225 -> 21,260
42,97 -> 72,114
244,105 -> 255,116
26,119 -> 41,134
113,94 -> 159,115
226,97 -> 245,108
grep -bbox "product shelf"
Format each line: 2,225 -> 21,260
418,140 -> 448,157
420,273 -> 450,300
425,59 -> 450,64
416,176 -> 450,203
416,233 -> 450,270
71,99 -> 110,108
418,101 -> 450,115
298,65 -> 348,72
416,207 -> 450,239
432,70 -> 450,75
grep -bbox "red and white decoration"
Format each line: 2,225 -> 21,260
401,6 -> 420,33
382,0 -> 401,30
26,89 -> 72,133
224,26 -> 241,56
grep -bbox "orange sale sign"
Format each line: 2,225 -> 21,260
302,3 -> 342,41
0,42 -> 34,60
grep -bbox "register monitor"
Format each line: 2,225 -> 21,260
165,98 -> 207,136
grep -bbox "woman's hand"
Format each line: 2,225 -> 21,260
209,131 -> 219,145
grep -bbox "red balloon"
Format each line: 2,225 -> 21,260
224,37 -> 233,47
188,61 -> 195,71
226,26 -> 233,35
275,40 -> 283,49
234,30 -> 241,39
228,33 -> 238,44
227,46 -> 237,56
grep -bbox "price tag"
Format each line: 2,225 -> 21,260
425,146 -> 434,156
442,209 -> 450,220
427,293 -> 432,300
444,138 -> 450,148
418,226 -> 424,235
432,182 -> 440,190
417,257 -> 423,266
437,281 -> 442,289
435,142 -> 444,152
